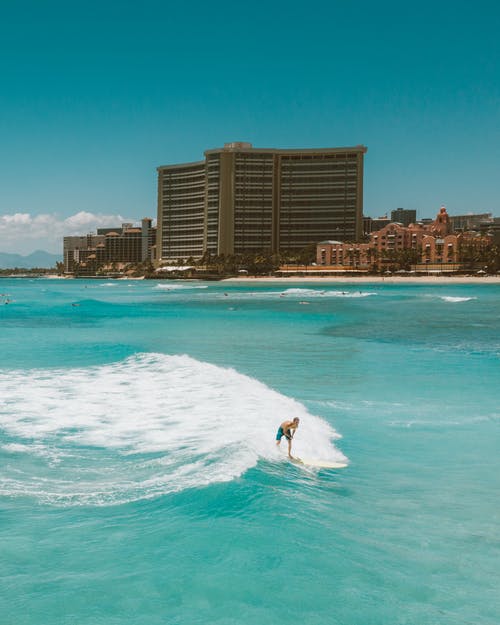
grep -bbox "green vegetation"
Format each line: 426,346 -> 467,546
0,267 -> 57,276
179,246 -> 317,278
380,248 -> 420,272
460,243 -> 500,273
59,240 -> 500,278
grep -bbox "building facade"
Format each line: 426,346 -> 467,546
478,217 -> 500,245
316,206 -> 492,272
390,208 -> 417,227
63,234 -> 105,273
63,219 -> 156,274
157,142 -> 367,260
369,216 -> 391,232
449,212 -> 493,231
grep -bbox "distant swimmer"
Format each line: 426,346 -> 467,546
276,418 -> 300,458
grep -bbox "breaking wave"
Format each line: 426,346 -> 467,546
281,288 -> 376,298
153,283 -> 208,290
440,296 -> 477,303
0,353 -> 345,506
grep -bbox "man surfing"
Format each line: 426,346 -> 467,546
276,418 -> 300,459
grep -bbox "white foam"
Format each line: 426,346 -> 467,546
2,442 -> 66,465
0,353 -> 346,506
281,288 -> 376,298
440,296 -> 477,303
222,288 -> 377,300
153,283 -> 208,290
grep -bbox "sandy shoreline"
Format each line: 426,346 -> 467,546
222,275 -> 500,284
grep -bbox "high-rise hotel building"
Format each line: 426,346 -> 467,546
157,142 -> 367,260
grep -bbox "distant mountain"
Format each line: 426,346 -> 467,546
0,250 -> 62,269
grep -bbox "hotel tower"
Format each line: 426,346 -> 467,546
157,142 -> 367,260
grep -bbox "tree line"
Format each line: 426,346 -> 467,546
66,241 -> 500,278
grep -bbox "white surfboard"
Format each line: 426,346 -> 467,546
292,457 -> 348,469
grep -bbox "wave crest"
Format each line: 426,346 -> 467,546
0,353 -> 345,506
153,283 -> 208,290
440,296 -> 477,303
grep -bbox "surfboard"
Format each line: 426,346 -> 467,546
292,457 -> 348,469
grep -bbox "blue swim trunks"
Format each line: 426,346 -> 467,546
276,427 -> 291,441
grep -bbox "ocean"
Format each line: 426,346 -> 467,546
1,278 -> 499,625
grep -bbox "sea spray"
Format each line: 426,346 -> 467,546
0,353 -> 345,505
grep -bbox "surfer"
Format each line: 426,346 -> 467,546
276,418 -> 300,458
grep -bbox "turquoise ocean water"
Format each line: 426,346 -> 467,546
0,278 -> 499,625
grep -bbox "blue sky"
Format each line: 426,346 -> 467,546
0,0 -> 499,253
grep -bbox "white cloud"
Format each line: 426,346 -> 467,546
0,211 -> 135,255
2,213 -> 32,226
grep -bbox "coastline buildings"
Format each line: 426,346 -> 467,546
364,209 -> 416,235
63,233 -> 105,274
391,208 -> 417,227
157,142 -> 367,261
316,206 -> 493,272
449,212 -> 493,231
478,217 -> 500,245
63,218 -> 156,274
364,215 -> 391,234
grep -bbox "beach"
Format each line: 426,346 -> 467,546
224,274 -> 500,284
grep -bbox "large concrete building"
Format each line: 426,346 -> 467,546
157,142 -> 367,261
449,212 -> 493,232
364,215 -> 391,234
63,218 -> 156,274
391,208 -> 417,227
63,233 -> 106,273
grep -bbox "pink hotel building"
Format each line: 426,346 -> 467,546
317,207 -> 491,271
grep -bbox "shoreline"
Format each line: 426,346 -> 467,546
222,275 -> 500,284
1,274 -> 499,285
